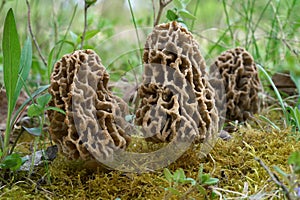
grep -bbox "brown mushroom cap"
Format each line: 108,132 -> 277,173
135,22 -> 219,143
210,47 -> 261,122
48,49 -> 131,163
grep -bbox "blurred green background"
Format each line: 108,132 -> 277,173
0,0 -> 299,85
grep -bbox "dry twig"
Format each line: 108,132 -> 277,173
26,0 -> 47,67
80,1 -> 92,49
255,157 -> 292,200
154,0 -> 173,26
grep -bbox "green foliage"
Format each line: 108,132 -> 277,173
26,93 -> 64,136
166,0 -> 196,28
2,8 -> 32,159
258,64 -> 300,132
85,0 -> 97,7
0,152 -> 26,171
163,164 -> 219,199
69,30 -> 100,50
288,151 -> 300,174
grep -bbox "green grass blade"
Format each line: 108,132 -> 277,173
127,0 -> 142,64
222,0 -> 234,40
14,37 -> 32,108
2,8 -> 21,113
257,64 -> 289,127
259,115 -> 281,131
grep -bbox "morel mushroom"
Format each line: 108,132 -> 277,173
48,49 -> 131,163
135,21 -> 219,143
210,47 -> 261,122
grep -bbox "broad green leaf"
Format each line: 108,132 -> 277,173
69,31 -> 78,44
173,0 -> 183,9
204,177 -> 219,185
178,9 -> 197,20
164,168 -> 173,183
23,127 -> 42,136
174,168 -> 186,183
290,71 -> 300,95
288,151 -> 300,173
85,0 -> 97,6
181,0 -> 191,7
294,108 -> 300,129
199,174 -> 210,184
166,9 -> 178,21
2,8 -> 21,113
78,30 -> 100,43
37,93 -> 52,108
14,37 -> 32,108
1,153 -> 23,171
27,104 -> 43,117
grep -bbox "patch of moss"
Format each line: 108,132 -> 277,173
1,126 -> 299,199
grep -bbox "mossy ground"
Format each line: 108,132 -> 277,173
1,113 -> 299,199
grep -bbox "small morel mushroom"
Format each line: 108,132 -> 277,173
48,49 -> 131,164
210,47 -> 261,122
135,21 -> 219,143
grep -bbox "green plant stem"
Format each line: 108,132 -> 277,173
207,27 -> 230,55
55,4 -> 78,62
250,0 -> 272,61
222,0 -> 234,40
128,0 -> 142,63
190,0 -> 200,31
265,1 -> 281,62
3,110 -> 12,158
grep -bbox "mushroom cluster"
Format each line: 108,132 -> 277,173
135,21 -> 219,143
48,23 -> 262,166
48,49 -> 131,162
210,47 -> 261,122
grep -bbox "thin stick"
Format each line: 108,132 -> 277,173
56,4 -> 78,60
80,2 -> 90,50
255,157 -> 292,200
26,0 -> 47,67
154,0 -> 173,26
0,0 -> 6,14
151,0 -> 156,25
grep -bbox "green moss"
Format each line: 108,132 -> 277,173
1,126 -> 299,199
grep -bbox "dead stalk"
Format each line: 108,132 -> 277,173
255,157 -> 292,200
154,0 -> 173,26
26,0 -> 48,67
